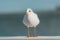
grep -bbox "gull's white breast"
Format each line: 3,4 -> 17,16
28,13 -> 40,27
23,15 -> 33,27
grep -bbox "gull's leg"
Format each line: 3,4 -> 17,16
27,27 -> 30,37
34,26 -> 36,37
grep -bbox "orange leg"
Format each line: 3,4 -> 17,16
27,27 -> 30,38
34,27 -> 37,37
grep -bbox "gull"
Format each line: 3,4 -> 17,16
23,8 -> 40,37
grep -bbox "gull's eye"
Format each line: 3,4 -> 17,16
29,10 -> 31,12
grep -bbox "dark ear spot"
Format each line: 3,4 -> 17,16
29,10 -> 31,12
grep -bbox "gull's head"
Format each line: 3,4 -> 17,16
26,8 -> 33,15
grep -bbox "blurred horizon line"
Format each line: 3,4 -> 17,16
0,6 -> 60,14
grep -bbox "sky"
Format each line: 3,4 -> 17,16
0,0 -> 60,12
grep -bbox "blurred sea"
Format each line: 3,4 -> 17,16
0,10 -> 60,36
